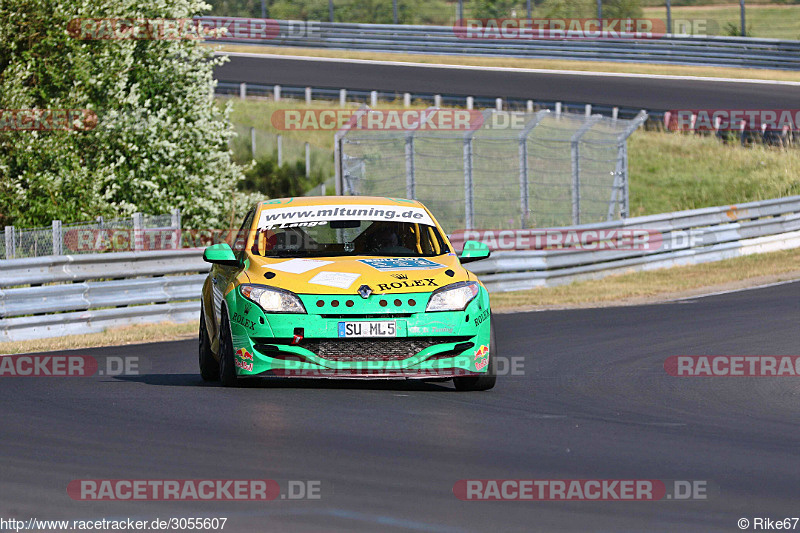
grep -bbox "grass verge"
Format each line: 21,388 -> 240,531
212,44 -> 800,83
0,322 -> 197,356
490,246 -> 800,311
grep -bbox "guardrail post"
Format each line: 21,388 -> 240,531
305,86 -> 312,105
339,89 -> 346,107
466,96 -> 473,110
370,91 -> 378,107
239,82 -> 246,100
274,84 -> 281,102
570,115 -> 601,225
526,100 -> 533,112
495,98 -> 503,111
250,127 -> 256,159
5,226 -> 15,259
403,93 -> 411,108
555,102 -> 562,117
405,131 -> 415,199
585,104 -> 591,116
277,134 -> 283,166
518,110 -> 550,228
52,220 -> 62,256
133,213 -> 143,252
171,208 -> 181,250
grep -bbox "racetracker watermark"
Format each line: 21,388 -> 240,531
665,356 -> 800,377
449,228 -> 664,252
271,109 -> 485,131
63,228 -> 236,252
0,109 -> 97,131
67,480 -> 321,500
68,18 -> 318,41
665,110 -> 800,132
0,355 -> 139,377
454,18 -> 670,39
453,479 -> 707,500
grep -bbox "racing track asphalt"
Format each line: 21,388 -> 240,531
2,280 -> 799,532
214,54 -> 800,111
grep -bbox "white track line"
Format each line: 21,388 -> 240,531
217,51 -> 800,86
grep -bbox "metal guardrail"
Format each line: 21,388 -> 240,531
203,19 -> 800,70
1,196 -> 799,342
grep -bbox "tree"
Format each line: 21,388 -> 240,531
0,0 -> 244,228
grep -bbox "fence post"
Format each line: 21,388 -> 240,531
133,213 -> 143,252
518,110 -> 550,228
570,116 -> 601,225
616,111 -> 648,219
52,220 -> 62,256
171,208 -> 181,250
462,113 -> 486,230
5,226 -> 15,259
305,142 -> 311,178
405,131 -> 415,199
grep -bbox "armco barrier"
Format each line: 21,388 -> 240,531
200,19 -> 800,70
2,196 -> 799,342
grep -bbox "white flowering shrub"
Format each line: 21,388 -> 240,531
0,0 -> 244,228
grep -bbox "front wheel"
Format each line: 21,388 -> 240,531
454,316 -> 497,391
199,305 -> 219,382
218,308 -> 241,387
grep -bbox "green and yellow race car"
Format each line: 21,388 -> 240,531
199,196 -> 496,391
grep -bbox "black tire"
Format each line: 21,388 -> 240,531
218,307 -> 240,387
454,316 -> 497,391
199,305 -> 219,382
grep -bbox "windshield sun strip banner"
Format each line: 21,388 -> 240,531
258,205 -> 435,228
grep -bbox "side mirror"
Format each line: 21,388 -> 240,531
203,243 -> 240,267
459,240 -> 491,264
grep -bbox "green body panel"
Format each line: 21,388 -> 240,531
223,285 -> 492,377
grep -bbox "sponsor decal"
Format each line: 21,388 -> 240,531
232,312 -> 256,331
391,273 -> 409,279
359,258 -> 444,272
259,205 -> 434,227
474,345 -> 490,371
432,327 -> 454,334
236,348 -> 253,361
235,359 -> 253,372
474,309 -> 490,327
377,278 -> 438,291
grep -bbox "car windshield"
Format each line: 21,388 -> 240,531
250,217 -> 451,258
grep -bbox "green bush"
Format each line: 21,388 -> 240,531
239,154 -> 325,198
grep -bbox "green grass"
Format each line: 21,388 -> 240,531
642,3 -> 800,39
629,130 -> 800,216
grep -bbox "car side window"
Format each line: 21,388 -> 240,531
232,208 -> 256,261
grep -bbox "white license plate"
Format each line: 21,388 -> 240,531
337,321 -> 396,338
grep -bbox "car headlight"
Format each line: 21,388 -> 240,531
425,281 -> 479,312
240,284 -> 306,314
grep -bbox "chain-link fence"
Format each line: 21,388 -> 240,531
2,211 -> 180,260
336,109 -> 646,233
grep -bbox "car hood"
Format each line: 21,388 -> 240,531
245,253 -> 470,295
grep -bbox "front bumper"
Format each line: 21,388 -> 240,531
227,291 -> 492,379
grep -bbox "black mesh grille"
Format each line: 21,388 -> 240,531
302,338 -> 462,361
